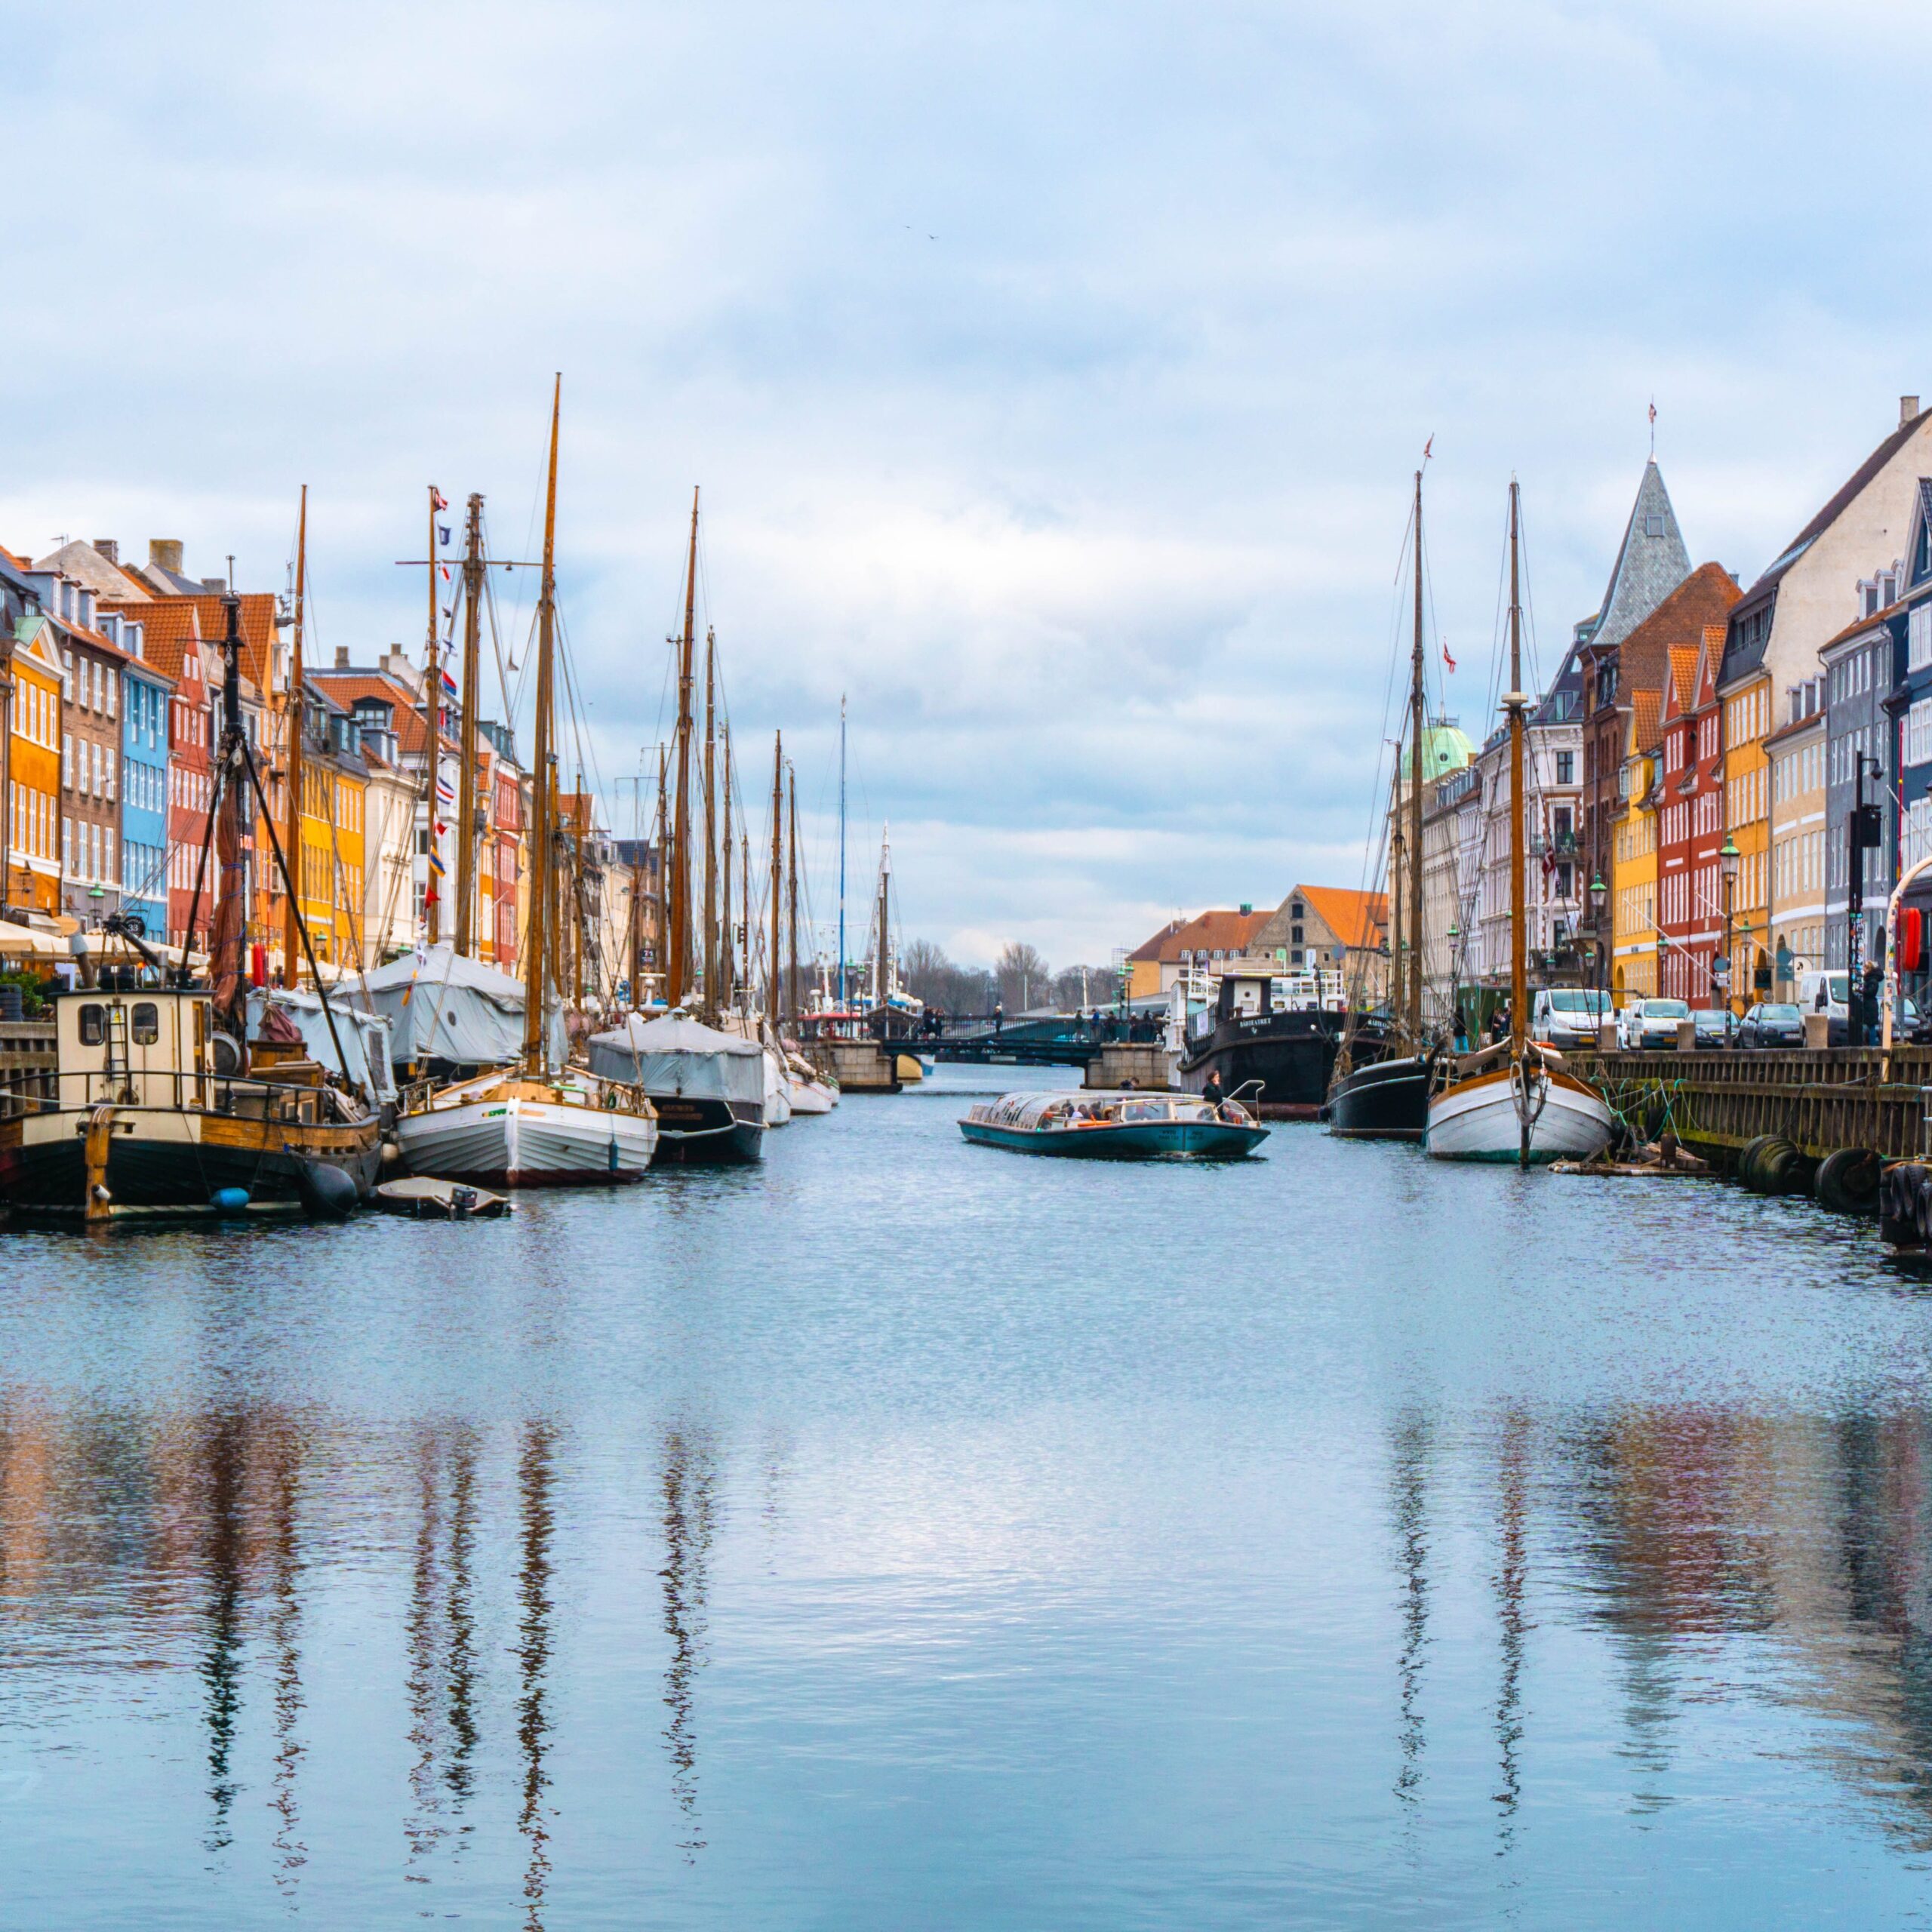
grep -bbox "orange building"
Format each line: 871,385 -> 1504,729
5,613 -> 66,914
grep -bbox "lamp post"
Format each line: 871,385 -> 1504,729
1719,832 -> 1740,1042
1589,869 -> 1608,1017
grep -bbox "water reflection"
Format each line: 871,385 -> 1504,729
1389,1407 -> 1432,1809
517,1422 -> 557,1930
660,1426 -> 718,1859
1491,1411 -> 1528,1851
198,1410 -> 245,1854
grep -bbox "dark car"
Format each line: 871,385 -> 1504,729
1690,1008 -> 1733,1049
1737,1001 -> 1804,1048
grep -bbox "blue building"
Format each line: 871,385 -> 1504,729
120,651 -> 174,938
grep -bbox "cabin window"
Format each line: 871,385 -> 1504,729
78,1004 -> 105,1046
131,1003 -> 158,1045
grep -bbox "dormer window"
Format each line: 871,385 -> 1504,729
1644,513 -> 1666,538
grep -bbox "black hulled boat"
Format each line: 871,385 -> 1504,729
1325,1050 -> 1432,1140
1177,964 -> 1389,1118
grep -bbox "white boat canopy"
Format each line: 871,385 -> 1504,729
352,943 -> 566,1070
248,987 -> 398,1103
587,1009 -> 765,1106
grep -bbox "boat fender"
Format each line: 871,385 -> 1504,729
1737,1135 -> 1780,1193
1915,1171 -> 1932,1247
292,1158 -> 359,1223
210,1186 -> 251,1214
380,1140 -> 402,1164
1814,1148 -> 1881,1217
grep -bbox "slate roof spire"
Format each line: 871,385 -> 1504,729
1585,460 -> 1692,652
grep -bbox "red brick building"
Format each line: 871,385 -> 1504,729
1657,629 -> 1727,1001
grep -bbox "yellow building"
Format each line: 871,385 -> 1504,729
5,614 -> 65,915
1611,690 -> 1662,1001
290,686 -> 368,971
1767,679 -> 1827,998
1718,663 -> 1774,1003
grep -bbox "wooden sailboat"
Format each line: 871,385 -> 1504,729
1424,481 -> 1612,1166
0,591 -> 383,1220
393,379 -> 659,1186
1331,463 -> 1433,1140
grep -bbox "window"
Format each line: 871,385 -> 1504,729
131,1003 -> 158,1045
1555,751 -> 1574,786
1914,603 -> 1932,672
78,1004 -> 105,1046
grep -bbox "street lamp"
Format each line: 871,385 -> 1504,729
1588,870 -> 1608,1005
1719,833 -> 1741,1041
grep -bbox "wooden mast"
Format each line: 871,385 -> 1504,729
786,764 -> 800,1023
668,490 -> 698,1008
769,732 -> 783,1021
572,766 -> 586,1010
720,726 -> 734,1006
283,483 -> 307,985
702,628 -> 718,1007
740,830 -> 751,1011
454,492 -> 485,957
423,485 -> 443,947
654,741 -> 668,1006
1507,478 -> 1529,1168
522,377 -> 561,1069
1408,464 -> 1426,1044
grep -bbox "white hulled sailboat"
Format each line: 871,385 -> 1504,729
1425,480 -> 1612,1167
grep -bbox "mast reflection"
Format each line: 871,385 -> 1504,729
1389,1407 -> 1432,1808
200,1409 -> 246,1854
517,1421 -> 558,1930
1493,1411 -> 1529,1854
660,1425 -> 718,1857
268,1425 -> 306,1903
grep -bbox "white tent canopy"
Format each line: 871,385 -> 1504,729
248,987 -> 398,1103
587,1009 -> 765,1106
352,943 -> 565,1071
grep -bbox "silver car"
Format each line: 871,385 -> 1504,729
1617,997 -> 1690,1050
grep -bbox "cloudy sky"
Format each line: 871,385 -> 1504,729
6,1 -> 1929,968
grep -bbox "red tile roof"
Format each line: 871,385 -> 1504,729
1297,884 -> 1387,952
103,598 -> 203,681
1128,908 -> 1270,963
144,592 -> 279,692
310,669 -> 439,758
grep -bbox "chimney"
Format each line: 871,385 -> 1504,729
93,540 -> 118,565
200,577 -> 226,594
149,539 -> 183,574
334,645 -> 350,669
1904,395 -> 1921,427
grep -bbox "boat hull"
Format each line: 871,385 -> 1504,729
0,1106 -> 383,1218
1327,1054 -> 1429,1140
651,1096 -> 766,1166
1182,1011 -> 1383,1118
1424,1066 -> 1613,1164
395,1094 -> 657,1186
959,1118 -> 1267,1159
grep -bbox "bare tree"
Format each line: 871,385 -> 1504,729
902,938 -> 996,1018
996,941 -> 1050,1013
1052,964 -> 1099,1013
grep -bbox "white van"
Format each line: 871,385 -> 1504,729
1531,987 -> 1612,1049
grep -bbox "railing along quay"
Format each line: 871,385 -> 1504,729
1569,1046 -> 1932,1163
0,1021 -> 56,1121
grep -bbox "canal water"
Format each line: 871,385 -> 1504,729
4,1065 -> 1932,1927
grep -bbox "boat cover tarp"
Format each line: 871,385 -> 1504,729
248,988 -> 398,1103
351,943 -> 565,1070
587,1010 -> 765,1106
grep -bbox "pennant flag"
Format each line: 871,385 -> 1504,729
429,850 -> 447,875
435,817 -> 448,837
435,773 -> 456,801
438,524 -> 452,546
431,488 -> 448,512
1423,434 -> 1434,461
440,565 -> 451,583
1441,641 -> 1457,674
441,669 -> 459,700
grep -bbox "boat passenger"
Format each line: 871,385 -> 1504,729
1202,1070 -> 1225,1109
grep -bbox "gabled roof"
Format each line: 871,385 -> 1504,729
1746,406 -> 1932,598
1629,688 -> 1663,755
1617,561 -> 1743,697
143,591 -> 279,691
1128,908 -> 1269,963
310,669 -> 438,758
1586,460 -> 1693,652
103,597 -> 203,681
33,540 -> 151,603
1661,645 -> 1700,723
1295,884 -> 1387,952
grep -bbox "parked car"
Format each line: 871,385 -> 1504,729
1690,1008 -> 1733,1049
1795,968 -> 1922,1044
1531,987 -> 1613,1050
1737,1001 -> 1804,1048
1617,996 -> 1690,1050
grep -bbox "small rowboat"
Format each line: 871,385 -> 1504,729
960,1089 -> 1269,1159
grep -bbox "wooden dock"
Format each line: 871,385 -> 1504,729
1569,1046 -> 1932,1163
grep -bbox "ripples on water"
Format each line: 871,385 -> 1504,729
5,1066 -> 1932,1927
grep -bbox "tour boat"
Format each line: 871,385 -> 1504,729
960,1089 -> 1269,1159
1425,481 -> 1611,1167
